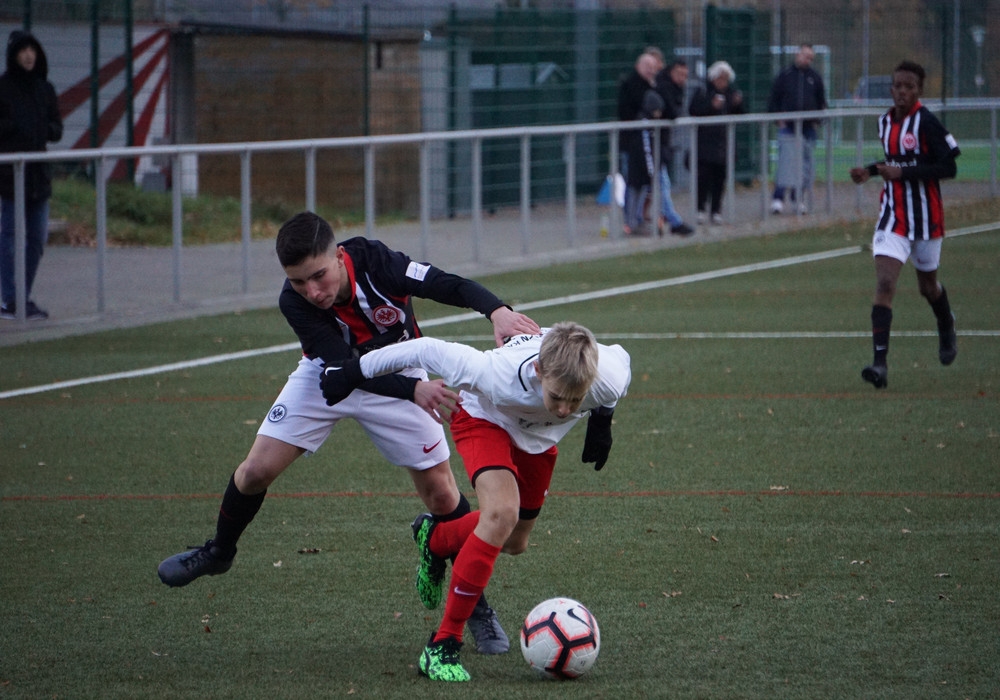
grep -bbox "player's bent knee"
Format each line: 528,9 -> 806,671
235,459 -> 282,493
480,506 -> 519,540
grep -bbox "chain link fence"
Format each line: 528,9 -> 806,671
4,0 -> 997,212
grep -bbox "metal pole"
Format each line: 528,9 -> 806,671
471,137 -> 482,263
304,147 -> 316,213
793,118 -> 803,215
854,116 -> 865,213
520,134 -> 530,255
564,132 -> 577,247
991,107 -> 998,197
650,126 -> 661,235
240,151 -> 251,295
608,131 -> 620,238
95,157 -> 107,312
724,122 -> 735,223
364,144 -> 375,238
688,125 -> 699,227
171,154 -> 183,303
419,141 -> 430,261
759,121 -> 770,218
824,119 -> 834,215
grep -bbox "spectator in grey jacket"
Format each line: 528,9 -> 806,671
767,44 -> 827,215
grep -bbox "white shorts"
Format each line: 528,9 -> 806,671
257,357 -> 450,470
872,230 -> 942,272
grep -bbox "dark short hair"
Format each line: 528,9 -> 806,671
275,211 -> 335,267
667,59 -> 687,71
894,60 -> 925,88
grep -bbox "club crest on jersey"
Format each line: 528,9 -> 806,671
372,305 -> 400,326
268,404 -> 287,422
901,133 -> 917,151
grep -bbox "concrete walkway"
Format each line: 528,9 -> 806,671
0,180 -> 993,347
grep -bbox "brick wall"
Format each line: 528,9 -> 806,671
192,33 -> 422,215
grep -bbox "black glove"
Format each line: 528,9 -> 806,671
581,408 -> 614,471
319,359 -> 365,406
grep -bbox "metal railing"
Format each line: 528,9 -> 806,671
1,102 -> 997,325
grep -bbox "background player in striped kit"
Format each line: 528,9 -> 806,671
849,60 -> 960,389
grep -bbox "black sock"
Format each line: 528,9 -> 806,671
213,473 -> 266,555
871,305 -> 892,366
435,492 -> 471,522
929,285 -> 954,331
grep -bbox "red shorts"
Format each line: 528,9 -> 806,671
449,407 -> 557,516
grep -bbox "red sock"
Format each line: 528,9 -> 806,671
430,511 -> 480,558
433,533 -> 501,642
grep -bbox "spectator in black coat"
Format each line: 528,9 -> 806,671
0,30 -> 63,320
653,59 -> 693,235
689,61 -> 744,225
616,48 -> 663,232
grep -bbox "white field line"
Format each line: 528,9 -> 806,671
2,226 -> 996,400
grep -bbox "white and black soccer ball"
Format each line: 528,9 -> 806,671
520,597 -> 600,679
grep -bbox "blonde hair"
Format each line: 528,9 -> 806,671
536,322 -> 599,394
707,60 -> 735,83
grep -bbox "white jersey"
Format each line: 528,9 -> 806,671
359,331 -> 631,454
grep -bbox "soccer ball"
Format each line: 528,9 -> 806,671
520,597 -> 600,679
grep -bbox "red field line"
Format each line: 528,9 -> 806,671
4,489 -> 998,503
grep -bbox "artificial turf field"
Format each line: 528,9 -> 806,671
1,214 -> 998,699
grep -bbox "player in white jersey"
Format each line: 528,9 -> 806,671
319,322 -> 631,681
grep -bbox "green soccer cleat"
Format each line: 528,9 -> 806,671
411,513 -> 446,610
418,635 -> 471,682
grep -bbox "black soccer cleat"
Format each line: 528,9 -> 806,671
467,596 -> 509,654
861,364 -> 888,389
157,540 -> 235,587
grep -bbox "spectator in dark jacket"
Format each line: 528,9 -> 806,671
623,89 -> 664,236
689,61 -> 744,225
616,48 -> 663,233
0,30 -> 63,320
652,60 -> 693,235
767,44 -> 827,214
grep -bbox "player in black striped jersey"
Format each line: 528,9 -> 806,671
157,212 -> 539,654
850,60 -> 960,389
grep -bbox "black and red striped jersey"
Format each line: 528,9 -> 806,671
875,101 -> 960,240
279,237 -> 504,365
